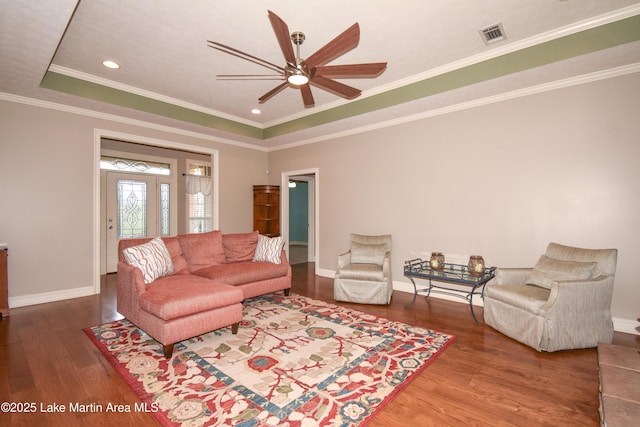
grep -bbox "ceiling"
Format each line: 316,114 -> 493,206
2,0 -> 640,150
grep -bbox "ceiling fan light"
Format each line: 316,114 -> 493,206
288,73 -> 308,86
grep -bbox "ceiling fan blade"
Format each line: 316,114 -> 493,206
304,23 -> 360,69
310,75 -> 361,99
259,81 -> 289,104
314,62 -> 387,78
268,10 -> 296,65
208,41 -> 285,73
300,84 -> 315,108
217,74 -> 285,80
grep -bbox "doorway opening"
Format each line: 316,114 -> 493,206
281,168 -> 319,275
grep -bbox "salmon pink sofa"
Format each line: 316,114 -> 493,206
117,230 -> 290,357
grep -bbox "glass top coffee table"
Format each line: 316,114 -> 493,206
404,258 -> 496,325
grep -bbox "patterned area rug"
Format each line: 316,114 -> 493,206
85,293 -> 455,426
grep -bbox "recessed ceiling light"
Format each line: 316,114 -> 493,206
102,60 -> 120,69
251,108 -> 261,115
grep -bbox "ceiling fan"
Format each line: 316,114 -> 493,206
207,10 -> 387,108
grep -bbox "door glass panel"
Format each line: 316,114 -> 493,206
101,156 -> 170,175
117,180 -> 147,239
160,183 -> 170,237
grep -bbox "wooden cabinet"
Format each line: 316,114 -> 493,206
0,248 -> 8,319
253,185 -> 280,237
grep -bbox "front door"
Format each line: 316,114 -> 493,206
105,172 -> 159,273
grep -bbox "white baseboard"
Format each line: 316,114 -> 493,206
320,268 -> 639,335
9,285 -> 98,309
318,268 -> 334,278
612,317 -> 640,335
11,271 -> 637,336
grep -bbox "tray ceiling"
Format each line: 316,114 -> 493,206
2,0 -> 640,149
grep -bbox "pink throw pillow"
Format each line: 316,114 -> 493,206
161,236 -> 189,275
222,231 -> 259,263
178,230 -> 226,272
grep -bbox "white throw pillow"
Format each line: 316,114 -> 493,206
122,237 -> 174,284
350,241 -> 387,266
527,255 -> 596,289
253,234 -> 285,264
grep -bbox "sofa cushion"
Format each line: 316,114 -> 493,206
122,237 -> 174,284
336,263 -> 385,281
527,255 -> 597,289
161,237 -> 189,275
485,284 -> 550,314
178,230 -> 226,272
193,260 -> 289,286
139,275 -> 243,320
223,231 -> 258,262
350,241 -> 387,266
253,234 -> 285,264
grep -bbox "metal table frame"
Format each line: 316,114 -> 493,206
404,258 -> 496,325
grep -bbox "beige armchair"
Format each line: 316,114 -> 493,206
484,242 -> 617,352
334,234 -> 393,305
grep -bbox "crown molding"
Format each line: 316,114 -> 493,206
48,65 -> 264,129
266,4 -> 640,127
0,92 -> 268,152
3,61 -> 639,153
268,62 -> 640,152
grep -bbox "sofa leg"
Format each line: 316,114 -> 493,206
231,322 -> 239,334
284,288 -> 291,296
163,343 -> 174,358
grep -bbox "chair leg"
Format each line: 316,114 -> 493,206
231,322 -> 239,334
163,343 -> 174,358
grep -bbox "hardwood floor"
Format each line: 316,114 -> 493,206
0,263 -> 637,426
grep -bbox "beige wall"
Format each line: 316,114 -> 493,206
0,100 -> 268,302
268,72 -> 640,325
1,71 -> 638,329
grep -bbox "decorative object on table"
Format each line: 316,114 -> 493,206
430,252 -> 445,270
484,242 -> 617,352
334,233 -> 393,304
404,258 -> 496,325
85,293 -> 455,427
467,255 -> 485,276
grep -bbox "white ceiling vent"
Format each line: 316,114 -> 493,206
480,23 -> 506,44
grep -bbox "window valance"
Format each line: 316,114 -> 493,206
185,174 -> 212,195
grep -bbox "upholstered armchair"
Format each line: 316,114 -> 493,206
484,242 -> 617,352
334,234 -> 392,305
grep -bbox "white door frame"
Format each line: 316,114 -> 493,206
281,168 -> 319,275
93,129 -> 219,294
288,175 -> 315,262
